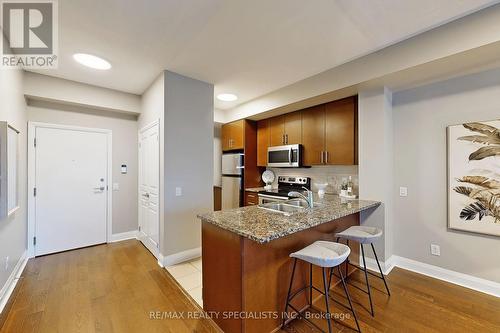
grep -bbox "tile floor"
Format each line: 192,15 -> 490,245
166,257 -> 203,307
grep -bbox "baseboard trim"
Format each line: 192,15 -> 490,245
390,255 -> 500,298
359,252 -> 499,298
358,254 -> 395,275
109,230 -> 138,243
0,251 -> 28,314
162,247 -> 201,267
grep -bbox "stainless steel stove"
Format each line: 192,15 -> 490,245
258,176 -> 311,204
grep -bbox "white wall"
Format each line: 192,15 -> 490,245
27,101 -> 139,234
163,71 -> 214,257
24,72 -> 141,115
392,69 -> 500,282
0,50 -> 28,293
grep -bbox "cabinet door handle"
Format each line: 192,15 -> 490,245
285,134 -> 288,144
325,151 -> 329,164
320,151 -> 324,164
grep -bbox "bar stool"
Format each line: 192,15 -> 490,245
282,241 -> 361,333
334,226 -> 390,317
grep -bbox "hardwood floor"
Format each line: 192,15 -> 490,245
279,267 -> 500,333
1,240 -> 499,333
0,240 -> 221,333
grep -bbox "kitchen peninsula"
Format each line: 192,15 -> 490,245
198,195 -> 380,333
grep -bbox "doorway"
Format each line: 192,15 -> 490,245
138,120 -> 160,259
28,122 -> 112,257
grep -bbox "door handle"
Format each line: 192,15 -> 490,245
93,186 -> 105,191
142,193 -> 150,198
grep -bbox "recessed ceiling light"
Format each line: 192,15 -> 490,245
217,93 -> 238,102
73,53 -> 111,70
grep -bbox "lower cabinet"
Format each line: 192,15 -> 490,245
244,191 -> 259,206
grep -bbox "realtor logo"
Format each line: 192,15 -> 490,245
1,0 -> 58,68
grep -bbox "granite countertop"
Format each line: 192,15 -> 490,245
245,187 -> 267,192
197,194 -> 381,243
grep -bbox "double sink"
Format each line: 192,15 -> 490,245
258,199 -> 317,216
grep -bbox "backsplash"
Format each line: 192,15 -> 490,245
266,165 -> 359,195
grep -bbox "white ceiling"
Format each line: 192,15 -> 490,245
29,0 -> 498,110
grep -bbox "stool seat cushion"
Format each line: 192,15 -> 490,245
335,226 -> 382,244
290,241 -> 350,268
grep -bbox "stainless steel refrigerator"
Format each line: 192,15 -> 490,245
221,153 -> 244,209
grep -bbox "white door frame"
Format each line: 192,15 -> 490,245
138,119 -> 161,260
27,122 -> 113,258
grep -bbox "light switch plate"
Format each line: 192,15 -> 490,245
399,187 -> 408,197
175,187 -> 182,196
430,244 -> 440,256
113,183 -> 120,191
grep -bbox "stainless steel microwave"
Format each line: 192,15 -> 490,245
267,144 -> 301,167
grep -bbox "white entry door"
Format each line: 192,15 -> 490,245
138,121 -> 160,258
34,125 -> 110,256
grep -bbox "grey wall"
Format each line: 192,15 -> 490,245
139,73 -> 165,253
163,71 -> 214,256
0,56 -> 27,291
27,101 -> 139,234
393,69 -> 500,282
358,88 -> 394,260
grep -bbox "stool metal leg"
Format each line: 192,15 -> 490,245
361,244 -> 374,316
371,243 -> 390,296
345,239 -> 350,279
309,263 -> 313,305
322,267 -> 333,333
338,265 -> 361,332
282,258 -> 297,328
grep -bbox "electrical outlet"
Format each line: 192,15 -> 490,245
4,256 -> 8,271
399,187 -> 408,197
175,187 -> 182,197
430,244 -> 440,256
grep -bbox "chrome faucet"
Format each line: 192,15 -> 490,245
288,187 -> 314,208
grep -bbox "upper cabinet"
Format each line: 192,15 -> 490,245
302,105 -> 326,166
325,97 -> 356,165
253,95 -> 357,167
300,96 -> 357,166
257,119 -> 270,166
268,111 -> 302,146
221,119 -> 245,151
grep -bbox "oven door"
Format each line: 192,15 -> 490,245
258,194 -> 289,205
267,144 -> 301,167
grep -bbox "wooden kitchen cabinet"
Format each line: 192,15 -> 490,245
222,119 -> 245,151
302,104 -> 326,166
257,119 -> 270,166
301,97 -> 356,166
244,191 -> 259,206
268,111 -> 302,146
269,115 -> 285,146
285,111 -> 302,144
325,97 -> 356,165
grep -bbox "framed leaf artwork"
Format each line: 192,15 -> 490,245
447,120 -> 500,237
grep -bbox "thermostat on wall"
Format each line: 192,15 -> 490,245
121,164 -> 127,174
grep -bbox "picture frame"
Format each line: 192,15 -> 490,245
447,120 -> 500,237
